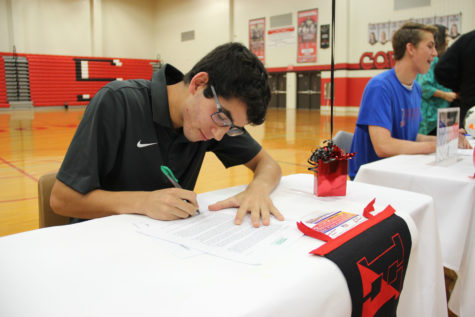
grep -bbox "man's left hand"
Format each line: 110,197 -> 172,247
208,186 -> 284,228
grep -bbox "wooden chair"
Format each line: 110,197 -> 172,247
38,172 -> 69,228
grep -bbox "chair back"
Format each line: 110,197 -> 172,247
38,172 -> 69,228
333,130 -> 354,154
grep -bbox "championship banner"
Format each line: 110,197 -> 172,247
249,18 -> 265,63
297,9 -> 318,63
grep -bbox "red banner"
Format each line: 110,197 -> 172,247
297,9 -> 318,63
249,18 -> 265,63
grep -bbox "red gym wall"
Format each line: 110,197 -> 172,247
0,50 -> 393,109
320,77 -> 371,107
0,52 -> 157,108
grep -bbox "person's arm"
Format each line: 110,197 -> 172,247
432,90 -> 457,102
208,149 -> 284,228
50,180 -> 199,221
416,133 -> 437,142
368,125 -> 436,157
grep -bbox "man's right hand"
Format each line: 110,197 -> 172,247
141,188 -> 199,220
51,179 -> 199,221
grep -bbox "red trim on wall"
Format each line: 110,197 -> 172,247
267,59 -> 382,107
320,77 -> 371,107
267,50 -> 394,107
0,51 -> 376,109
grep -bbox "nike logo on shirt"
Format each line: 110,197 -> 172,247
137,140 -> 158,148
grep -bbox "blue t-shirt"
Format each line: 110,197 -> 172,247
349,68 -> 422,178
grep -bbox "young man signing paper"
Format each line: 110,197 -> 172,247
50,43 -> 283,228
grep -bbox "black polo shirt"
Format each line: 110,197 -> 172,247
57,64 -> 261,194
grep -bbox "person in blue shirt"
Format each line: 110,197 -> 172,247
417,24 -> 457,136
349,23 -> 471,179
349,23 -> 438,179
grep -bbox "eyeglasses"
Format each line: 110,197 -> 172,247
210,85 -> 245,137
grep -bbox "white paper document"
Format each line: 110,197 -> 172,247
135,210 -> 302,265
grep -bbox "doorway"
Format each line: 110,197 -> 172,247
297,71 -> 321,109
268,72 -> 286,108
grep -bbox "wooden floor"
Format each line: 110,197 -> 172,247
0,107 -> 357,237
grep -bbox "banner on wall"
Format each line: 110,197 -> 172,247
368,23 -> 378,45
320,24 -> 330,49
267,27 -> 296,48
249,18 -> 265,63
297,8 -> 318,63
447,14 -> 462,39
378,22 -> 389,45
369,13 -> 462,45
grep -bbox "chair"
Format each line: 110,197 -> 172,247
38,172 -> 69,228
333,130 -> 354,153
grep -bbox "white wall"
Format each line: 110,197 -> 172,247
0,0 -> 156,59
153,0 -> 230,72
0,0 -> 474,66
101,0 -> 155,59
2,0 -> 91,55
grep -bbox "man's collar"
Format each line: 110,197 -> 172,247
151,64 -> 184,128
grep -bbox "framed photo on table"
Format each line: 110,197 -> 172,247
436,107 -> 459,165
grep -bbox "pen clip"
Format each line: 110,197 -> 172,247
160,165 -> 182,188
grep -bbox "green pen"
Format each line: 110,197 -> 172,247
160,165 -> 200,214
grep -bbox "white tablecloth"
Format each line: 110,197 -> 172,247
0,174 -> 447,317
355,154 -> 475,316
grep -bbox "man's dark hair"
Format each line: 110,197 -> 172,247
392,22 -> 437,60
184,42 -> 270,125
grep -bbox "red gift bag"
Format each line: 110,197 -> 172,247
314,159 -> 348,196
308,141 -> 354,197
